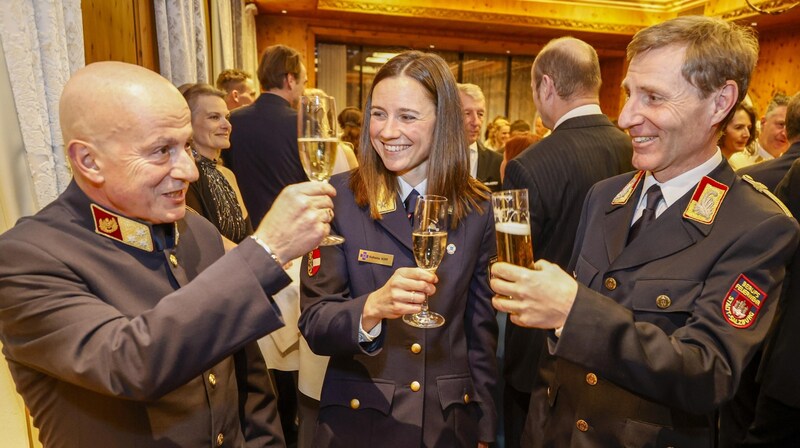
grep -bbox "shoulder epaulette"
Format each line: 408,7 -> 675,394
741,175 -> 793,218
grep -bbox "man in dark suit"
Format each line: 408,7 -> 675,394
0,61 -> 335,448
491,17 -> 798,447
719,91 -> 800,447
499,36 -> 633,448
457,83 -> 503,192
737,92 -> 800,191
228,45 -> 309,224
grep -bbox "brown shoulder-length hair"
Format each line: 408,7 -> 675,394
350,51 -> 488,228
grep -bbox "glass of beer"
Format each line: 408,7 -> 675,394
492,189 -> 534,275
298,93 -> 344,245
404,194 -> 448,328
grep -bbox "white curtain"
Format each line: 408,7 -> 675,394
210,0 -> 235,80
0,0 -> 83,215
154,0 -> 209,85
241,2 -> 259,87
209,0 -> 260,89
317,44 -> 348,114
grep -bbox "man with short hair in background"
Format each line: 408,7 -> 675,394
457,83 -> 503,192
228,45 -> 309,225
216,68 -> 257,111
737,92 -> 796,190
499,36 -> 633,448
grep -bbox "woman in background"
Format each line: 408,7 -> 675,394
501,134 -> 540,182
299,51 -> 498,447
725,102 -> 760,169
338,106 -> 363,156
485,116 -> 510,152
182,84 -> 252,247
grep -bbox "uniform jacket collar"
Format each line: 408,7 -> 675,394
604,160 -> 735,271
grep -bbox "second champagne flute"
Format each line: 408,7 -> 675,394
404,195 -> 448,328
298,93 -> 344,245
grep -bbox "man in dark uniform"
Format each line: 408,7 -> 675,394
491,16 -> 799,447
500,36 -> 633,448
728,91 -> 800,447
228,44 -> 309,224
457,83 -> 503,191
0,61 -> 335,448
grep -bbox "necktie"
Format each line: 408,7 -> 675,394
404,189 -> 419,224
627,184 -> 663,244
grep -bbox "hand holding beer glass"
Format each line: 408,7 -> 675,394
491,189 -> 534,298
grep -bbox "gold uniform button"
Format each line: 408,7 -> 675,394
169,253 -> 178,267
656,294 -> 672,309
586,373 -> 598,386
463,394 -> 470,404
410,381 -> 421,392
350,398 -> 360,409
216,432 -> 224,446
604,277 -> 617,291
576,419 -> 589,432
208,373 -> 217,387
411,343 -> 422,354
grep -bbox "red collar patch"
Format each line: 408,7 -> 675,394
723,274 -> 766,329
307,248 -> 321,276
683,176 -> 728,224
612,171 -> 645,206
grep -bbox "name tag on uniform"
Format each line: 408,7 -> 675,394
357,249 -> 394,267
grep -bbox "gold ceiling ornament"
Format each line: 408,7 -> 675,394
317,0 -> 644,35
745,0 -> 799,15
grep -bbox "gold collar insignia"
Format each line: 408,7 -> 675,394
377,186 -> 397,214
90,204 -> 179,252
611,170 -> 645,206
683,176 -> 728,224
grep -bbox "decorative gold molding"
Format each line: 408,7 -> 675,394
719,0 -> 800,20
318,0 -> 644,35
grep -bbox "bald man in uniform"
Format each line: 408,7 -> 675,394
0,61 -> 335,448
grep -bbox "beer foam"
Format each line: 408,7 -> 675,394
495,222 -> 530,235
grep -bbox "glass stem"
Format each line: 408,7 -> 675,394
419,295 -> 430,315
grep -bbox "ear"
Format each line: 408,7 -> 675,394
284,73 -> 296,91
67,140 -> 104,185
540,75 -> 556,101
711,80 -> 738,126
231,89 -> 241,104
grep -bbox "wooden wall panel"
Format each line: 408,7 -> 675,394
599,56 -> 626,121
81,0 -> 159,72
749,24 -> 800,117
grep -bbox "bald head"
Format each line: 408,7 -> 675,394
532,37 -> 601,99
61,61 -> 197,224
61,62 -> 189,147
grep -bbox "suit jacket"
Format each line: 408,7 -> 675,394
228,93 -> 308,224
0,181 -> 290,448
736,141 -> 800,191
758,158 -> 800,407
476,140 -> 503,192
299,173 -> 499,447
502,113 -> 633,393
523,162 -> 798,447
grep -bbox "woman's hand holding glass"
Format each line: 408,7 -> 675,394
361,267 -> 438,332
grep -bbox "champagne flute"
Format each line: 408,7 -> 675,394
404,195 -> 448,328
298,93 -> 344,245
